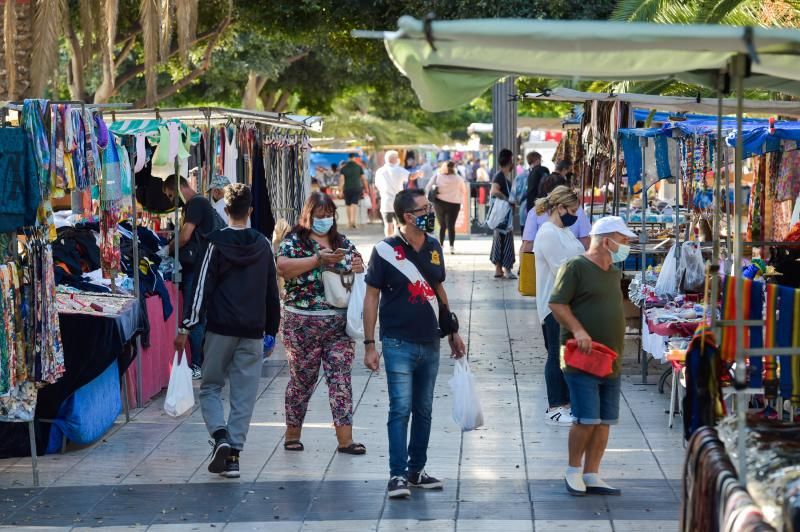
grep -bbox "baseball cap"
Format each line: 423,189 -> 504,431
589,215 -> 637,238
206,175 -> 231,191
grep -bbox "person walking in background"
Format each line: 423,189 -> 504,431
208,174 -> 251,228
174,183 -> 281,479
417,155 -> 435,190
525,151 -> 550,214
277,192 -> 367,456
490,148 -> 517,279
475,160 -> 490,182
533,186 -> 586,426
375,150 -> 410,237
339,153 -> 368,229
363,189 -> 466,499
427,161 -> 466,255
163,174 -> 226,380
549,216 -> 636,497
520,173 -> 592,255
544,160 -> 574,195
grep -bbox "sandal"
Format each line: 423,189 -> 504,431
284,440 -> 304,451
493,273 -> 504,279
337,442 -> 367,455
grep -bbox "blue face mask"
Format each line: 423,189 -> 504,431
312,217 -> 334,235
609,239 -> 631,263
415,212 -> 436,233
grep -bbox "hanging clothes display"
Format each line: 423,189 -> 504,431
223,125 -> 238,182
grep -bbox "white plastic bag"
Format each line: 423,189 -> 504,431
346,273 -> 366,339
485,198 -> 511,231
655,244 -> 678,298
448,358 -> 484,431
164,351 -> 194,417
678,241 -> 705,293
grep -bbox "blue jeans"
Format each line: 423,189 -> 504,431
563,371 -> 621,425
181,267 -> 206,368
382,337 -> 440,478
542,314 -> 569,408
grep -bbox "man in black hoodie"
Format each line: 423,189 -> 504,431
174,183 -> 281,479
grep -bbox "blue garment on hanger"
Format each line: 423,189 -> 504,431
654,135 -> 672,179
0,128 -> 41,232
621,136 -> 642,192
777,285 -> 795,400
749,280 -> 764,388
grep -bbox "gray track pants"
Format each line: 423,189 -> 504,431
200,331 -> 262,450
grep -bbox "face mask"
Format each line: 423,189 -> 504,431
414,212 -> 436,233
609,240 -> 631,263
559,212 -> 578,228
312,217 -> 334,235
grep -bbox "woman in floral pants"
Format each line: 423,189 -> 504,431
277,192 -> 366,455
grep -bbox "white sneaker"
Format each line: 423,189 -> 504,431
557,407 -> 575,424
565,468 -> 587,496
544,407 -> 574,426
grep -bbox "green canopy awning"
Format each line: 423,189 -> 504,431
378,17 -> 800,112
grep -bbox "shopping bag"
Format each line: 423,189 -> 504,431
678,241 -> 705,293
655,244 -> 678,298
164,351 -> 194,417
518,252 -> 536,296
346,273 -> 366,339
563,340 -> 617,378
359,195 -> 372,210
485,198 -> 511,231
448,358 -> 484,431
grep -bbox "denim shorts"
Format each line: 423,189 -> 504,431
563,371 -> 621,425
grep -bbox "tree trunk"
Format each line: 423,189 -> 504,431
274,90 -> 291,113
242,71 -> 261,109
260,90 -> 276,111
63,20 -> 87,101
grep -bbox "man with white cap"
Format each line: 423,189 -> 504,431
374,150 -> 410,237
548,215 -> 636,497
208,175 -> 250,227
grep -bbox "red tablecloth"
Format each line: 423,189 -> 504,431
645,319 -> 699,338
125,282 -> 185,406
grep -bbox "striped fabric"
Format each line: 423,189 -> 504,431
490,230 -> 515,269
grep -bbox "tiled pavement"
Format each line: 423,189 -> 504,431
0,229 -> 684,531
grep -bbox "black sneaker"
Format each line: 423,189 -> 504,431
387,476 -> 411,498
408,469 -> 443,490
207,437 -> 231,474
220,456 -> 240,479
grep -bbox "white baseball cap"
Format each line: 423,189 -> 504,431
589,215 -> 637,238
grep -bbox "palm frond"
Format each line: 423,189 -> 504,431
653,2 -> 698,23
695,0 -> 746,23
610,0 -> 670,21
4,0 -> 16,99
140,0 -> 160,106
159,0 -> 173,62
31,0 -> 63,97
175,0 -> 198,64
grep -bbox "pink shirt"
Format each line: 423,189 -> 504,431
427,173 -> 466,205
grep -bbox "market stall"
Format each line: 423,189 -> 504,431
360,16 -> 800,528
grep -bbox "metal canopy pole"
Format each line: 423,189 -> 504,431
612,133 -> 621,216
713,73 -> 724,266
173,154 -> 181,337
128,137 -> 143,409
673,132 -> 682,295
731,54 -> 747,485
639,136 -> 649,384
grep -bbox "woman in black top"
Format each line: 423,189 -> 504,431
490,149 -> 517,279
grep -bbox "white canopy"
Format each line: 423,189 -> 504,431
368,16 -> 800,112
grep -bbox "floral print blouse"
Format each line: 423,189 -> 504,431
278,232 -> 358,311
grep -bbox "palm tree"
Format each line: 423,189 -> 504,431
612,0 -> 800,26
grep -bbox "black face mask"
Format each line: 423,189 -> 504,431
414,212 -> 436,233
560,213 -> 578,227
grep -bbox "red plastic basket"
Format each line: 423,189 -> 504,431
564,340 -> 618,378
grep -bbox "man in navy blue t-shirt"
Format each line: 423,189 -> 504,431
364,189 -> 466,499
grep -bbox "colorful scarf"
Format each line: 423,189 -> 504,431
777,285 -> 795,401
83,109 -> 101,187
720,276 -> 752,363
22,99 -> 51,200
99,134 -> 122,209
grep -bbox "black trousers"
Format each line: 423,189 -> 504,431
434,200 -> 461,247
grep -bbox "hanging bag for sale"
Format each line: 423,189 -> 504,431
518,252 -> 536,296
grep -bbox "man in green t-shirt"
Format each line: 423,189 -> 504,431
338,153 -> 369,229
548,216 -> 635,498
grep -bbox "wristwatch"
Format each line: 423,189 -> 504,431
177,327 -> 189,335
363,340 -> 375,346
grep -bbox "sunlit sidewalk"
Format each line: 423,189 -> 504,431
0,229 -> 682,531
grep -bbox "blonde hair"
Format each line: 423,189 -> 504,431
534,185 -> 579,216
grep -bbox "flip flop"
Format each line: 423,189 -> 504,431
284,440 -> 304,451
493,273 -> 504,279
337,442 -> 367,455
